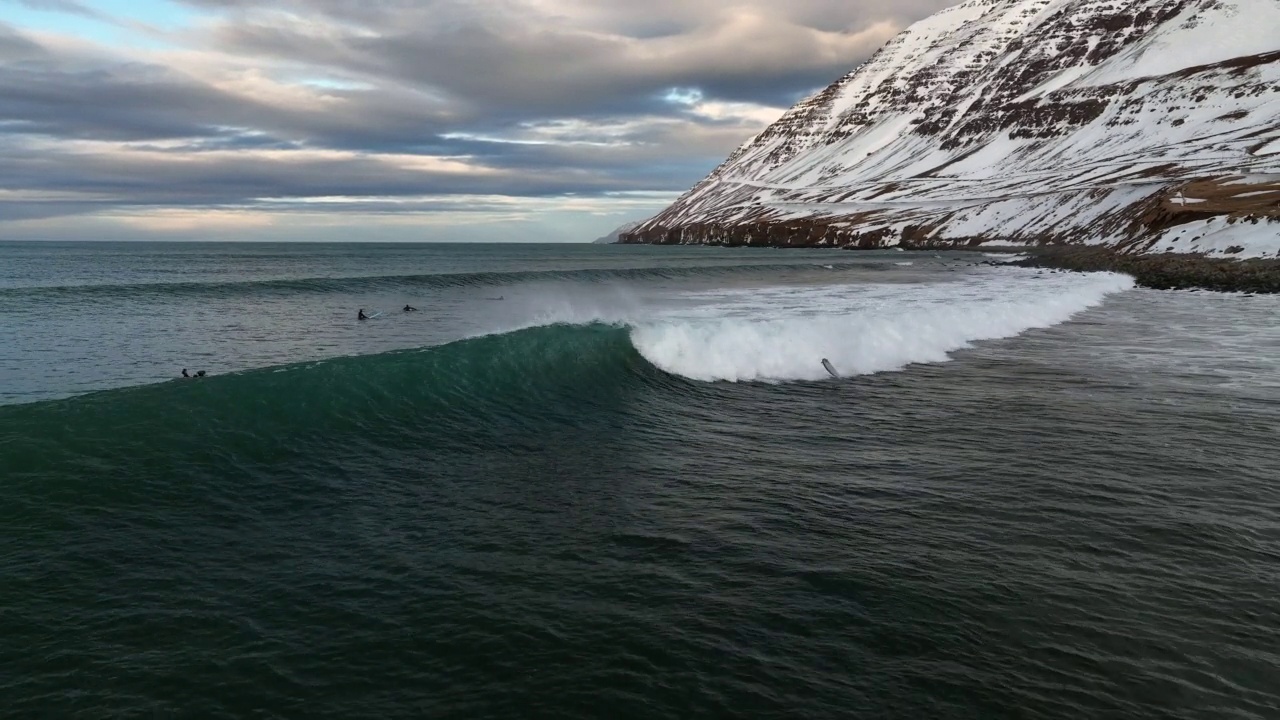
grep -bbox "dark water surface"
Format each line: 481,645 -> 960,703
1,242 -> 1277,718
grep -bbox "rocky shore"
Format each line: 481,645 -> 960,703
1009,246 -> 1280,294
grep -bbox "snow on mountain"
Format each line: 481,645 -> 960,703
623,0 -> 1280,258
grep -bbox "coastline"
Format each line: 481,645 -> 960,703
1006,245 -> 1280,294
612,236 -> 1280,294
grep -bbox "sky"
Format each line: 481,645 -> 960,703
0,0 -> 957,242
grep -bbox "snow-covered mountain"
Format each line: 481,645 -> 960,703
623,0 -> 1280,257
592,219 -> 646,244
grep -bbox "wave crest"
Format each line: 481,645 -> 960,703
630,271 -> 1134,382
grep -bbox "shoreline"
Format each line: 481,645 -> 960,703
610,239 -> 1280,294
1004,245 -> 1280,294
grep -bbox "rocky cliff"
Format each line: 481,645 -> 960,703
622,0 -> 1280,257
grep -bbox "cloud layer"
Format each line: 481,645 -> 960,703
0,0 -> 956,240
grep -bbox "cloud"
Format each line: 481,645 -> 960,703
12,0 -> 103,18
0,22 -> 46,59
0,1 -> 960,240
200,1 -> 908,114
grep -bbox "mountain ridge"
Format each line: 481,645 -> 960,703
622,0 -> 1280,258
592,219 -> 646,244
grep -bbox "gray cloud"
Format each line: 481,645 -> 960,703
0,143 -> 667,204
0,1 -> 959,236
1,63 -> 250,140
0,41 -> 461,144
200,0 -> 928,115
0,23 -> 45,60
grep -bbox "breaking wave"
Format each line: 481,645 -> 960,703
1,269 -> 1135,468
630,271 -> 1135,381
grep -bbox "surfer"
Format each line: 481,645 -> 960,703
403,304 -> 417,312
181,368 -> 190,378
821,358 -> 839,379
358,309 -> 368,320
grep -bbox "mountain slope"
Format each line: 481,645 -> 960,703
592,219 -> 646,244
623,0 -> 1280,258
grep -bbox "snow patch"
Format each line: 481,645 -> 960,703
1148,218 -> 1280,259
1082,0 -> 1280,85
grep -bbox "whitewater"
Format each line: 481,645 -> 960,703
625,270 -> 1134,382
477,263 -> 1135,383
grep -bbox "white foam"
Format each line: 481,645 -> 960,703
982,252 -> 1029,263
630,271 -> 1135,382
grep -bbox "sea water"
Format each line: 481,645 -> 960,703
1,241 -> 1278,718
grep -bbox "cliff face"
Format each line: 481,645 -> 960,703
623,0 -> 1280,257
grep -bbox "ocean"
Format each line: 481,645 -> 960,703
2,241 -> 1278,719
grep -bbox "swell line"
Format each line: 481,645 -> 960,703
0,261 -> 881,300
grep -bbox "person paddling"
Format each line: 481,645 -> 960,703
403,304 -> 417,312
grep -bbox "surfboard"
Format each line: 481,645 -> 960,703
822,358 -> 839,379
368,312 -> 383,319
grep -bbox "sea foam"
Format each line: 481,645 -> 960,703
629,270 -> 1135,382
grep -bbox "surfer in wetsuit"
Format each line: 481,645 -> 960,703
403,304 -> 417,312
358,309 -> 368,320
182,368 -> 190,378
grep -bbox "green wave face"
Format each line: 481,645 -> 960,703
0,324 -> 672,499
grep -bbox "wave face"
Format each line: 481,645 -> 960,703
630,271 -> 1136,382
0,323 -> 656,478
